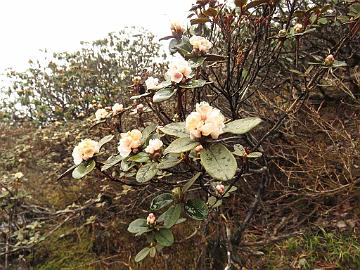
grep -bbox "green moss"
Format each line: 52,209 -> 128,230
32,227 -> 97,270
264,229 -> 360,270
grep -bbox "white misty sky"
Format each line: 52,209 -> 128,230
0,0 -> 194,73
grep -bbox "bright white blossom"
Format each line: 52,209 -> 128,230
147,213 -> 156,225
170,20 -> 185,35
166,60 -> 192,83
190,36 -> 213,53
185,102 -> 225,139
145,139 -> 163,154
118,129 -> 143,157
14,172 -> 24,179
95,108 -> 109,120
216,184 -> 225,194
145,77 -> 159,90
294,23 -> 303,33
112,103 -> 124,114
324,54 -> 335,66
72,139 -> 100,165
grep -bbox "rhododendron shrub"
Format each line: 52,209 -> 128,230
60,0 -> 356,266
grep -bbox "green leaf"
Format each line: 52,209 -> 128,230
247,152 -> 262,158
158,204 -> 181,228
128,218 -> 150,234
185,198 -> 208,220
153,88 -> 177,103
181,79 -> 207,89
98,135 -> 114,149
141,123 -> 157,144
207,196 -> 222,208
164,137 -> 199,154
149,247 -> 156,257
200,144 -> 237,181
159,122 -> 189,138
135,247 -> 150,262
223,117 -> 262,135
233,144 -> 246,157
136,163 -> 158,183
72,160 -> 96,179
128,152 -> 150,163
182,172 -> 201,193
157,154 -> 182,169
150,193 -> 174,211
101,155 -> 123,171
121,159 -> 135,172
155,228 -> 174,247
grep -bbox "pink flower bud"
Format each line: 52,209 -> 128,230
195,145 -> 204,152
324,54 -> 335,66
147,213 -> 156,225
216,184 -> 225,195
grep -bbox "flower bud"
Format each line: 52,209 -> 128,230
147,213 -> 156,225
324,54 -> 335,66
294,23 -> 303,33
132,76 -> 142,85
278,29 -> 287,38
170,20 -> 185,36
216,184 -> 225,195
195,145 -> 204,153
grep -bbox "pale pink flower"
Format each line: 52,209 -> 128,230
166,60 -> 192,83
185,102 -> 225,139
195,145 -> 204,152
170,20 -> 185,35
145,77 -> 159,90
189,36 -> 213,53
112,103 -> 124,114
118,129 -> 143,157
72,139 -> 100,165
145,139 -> 163,154
95,108 -> 109,120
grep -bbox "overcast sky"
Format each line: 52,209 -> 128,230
0,0 -> 194,73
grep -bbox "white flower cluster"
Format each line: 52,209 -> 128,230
95,108 -> 109,121
166,60 -> 192,83
185,102 -> 225,139
112,103 -> 124,114
145,139 -> 163,154
189,36 -> 213,53
72,139 -> 100,165
118,129 -> 142,157
145,77 -> 159,90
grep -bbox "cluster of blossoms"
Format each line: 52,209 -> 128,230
118,129 -> 143,157
72,139 -> 99,165
185,101 -> 225,139
166,60 -> 192,83
189,36 -> 213,54
112,103 -> 124,114
144,139 -> 163,154
95,103 -> 124,120
145,77 -> 160,90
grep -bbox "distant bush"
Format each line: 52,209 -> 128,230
1,27 -> 167,124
